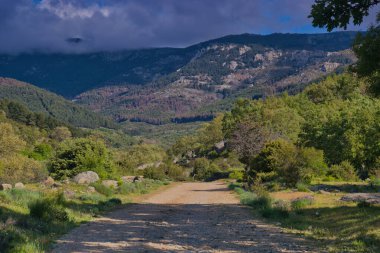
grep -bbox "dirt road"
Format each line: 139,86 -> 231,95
52,181 -> 318,252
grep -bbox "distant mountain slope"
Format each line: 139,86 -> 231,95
75,34 -> 356,124
0,32 -> 357,98
0,78 -> 115,128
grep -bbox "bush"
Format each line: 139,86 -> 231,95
296,182 -> 310,192
91,183 -> 114,197
0,155 -> 47,184
0,228 -> 27,253
0,189 -> 42,207
165,163 -> 185,181
119,183 -> 137,194
29,196 -> 68,222
327,161 -> 359,181
291,197 -> 314,212
28,143 -> 52,161
49,138 -> 115,179
229,170 -> 244,181
143,166 -> 166,180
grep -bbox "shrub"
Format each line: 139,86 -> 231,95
291,197 -> 314,212
296,182 -> 310,192
0,155 -> 47,184
0,189 -> 42,207
49,138 -> 115,179
91,183 -> 114,197
165,163 -> 185,181
0,228 -> 27,253
229,170 -> 244,181
327,161 -> 359,181
143,166 -> 166,180
119,183 -> 137,194
28,143 -> 52,161
29,196 -> 68,222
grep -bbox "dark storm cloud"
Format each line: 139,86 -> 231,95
0,0 -> 378,53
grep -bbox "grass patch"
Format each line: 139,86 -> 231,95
230,183 -> 380,252
0,179 -> 168,252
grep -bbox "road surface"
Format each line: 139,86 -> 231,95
52,181 -> 317,252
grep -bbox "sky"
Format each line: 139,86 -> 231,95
0,0 -> 379,53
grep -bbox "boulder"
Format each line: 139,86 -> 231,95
0,184 -> 12,191
121,176 -> 136,183
44,176 -> 55,187
102,180 -> 118,189
87,186 -> 96,193
318,190 -> 331,195
73,171 -> 99,184
14,182 -> 25,189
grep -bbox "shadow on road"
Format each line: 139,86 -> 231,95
53,203 -> 315,252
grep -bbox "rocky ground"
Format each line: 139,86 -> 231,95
52,181 -> 319,252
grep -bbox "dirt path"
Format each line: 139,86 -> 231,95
52,181 -> 318,252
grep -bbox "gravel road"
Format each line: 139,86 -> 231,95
52,181 -> 319,252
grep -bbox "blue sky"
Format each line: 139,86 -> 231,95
0,0 -> 378,53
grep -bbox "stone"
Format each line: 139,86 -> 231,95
44,176 -> 55,187
87,186 -> 96,193
121,176 -> 136,183
293,195 -> 314,202
102,180 -> 118,189
14,182 -> 25,189
73,171 -> 99,184
0,184 -> 12,191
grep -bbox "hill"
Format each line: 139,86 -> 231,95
0,32 -> 357,98
0,78 -> 115,129
75,33 -> 357,124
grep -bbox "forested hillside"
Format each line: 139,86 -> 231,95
75,33 -> 357,125
0,78 -> 115,129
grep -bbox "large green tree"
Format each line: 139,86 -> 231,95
310,0 -> 379,31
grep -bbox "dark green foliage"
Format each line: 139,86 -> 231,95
0,79 -> 116,128
28,196 -> 68,222
309,0 -> 379,31
49,138 -> 115,179
28,143 -> 52,161
0,228 -> 27,253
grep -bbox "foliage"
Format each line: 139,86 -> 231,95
143,166 -> 166,180
28,195 -> 69,222
327,161 -> 359,181
309,0 -> 379,31
91,183 -> 115,197
49,138 -> 115,179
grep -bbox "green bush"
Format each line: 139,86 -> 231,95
0,189 -> 42,207
327,161 -> 359,181
0,228 -> 27,253
165,163 -> 185,181
291,197 -> 314,213
119,183 -> 137,194
49,138 -> 115,179
143,166 -> 166,180
28,143 -> 52,161
296,182 -> 310,192
29,196 -> 68,222
229,170 -> 244,181
91,183 -> 114,197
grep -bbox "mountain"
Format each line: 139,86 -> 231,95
0,78 -> 115,128
0,32 -> 358,125
75,32 -> 357,124
0,32 -> 357,98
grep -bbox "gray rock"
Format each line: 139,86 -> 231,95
73,171 -> 99,184
44,176 -> 55,187
0,184 -> 12,191
341,193 -> 380,204
14,182 -> 25,189
87,186 -> 96,193
121,176 -> 136,183
102,180 -> 118,189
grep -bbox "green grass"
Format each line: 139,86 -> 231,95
230,183 -> 380,253
0,179 -> 168,252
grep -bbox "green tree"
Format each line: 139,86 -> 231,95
309,0 -> 379,31
49,138 -> 115,179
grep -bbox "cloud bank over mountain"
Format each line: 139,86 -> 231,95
0,0 -> 378,53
